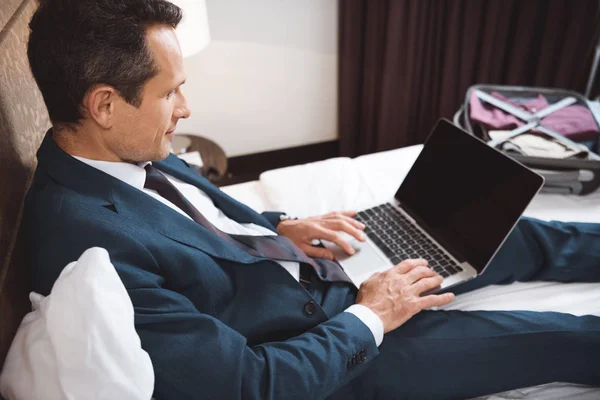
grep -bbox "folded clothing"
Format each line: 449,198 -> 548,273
469,91 -> 599,142
492,131 -> 590,159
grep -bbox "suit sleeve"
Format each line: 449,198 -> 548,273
38,223 -> 379,400
261,211 -> 286,230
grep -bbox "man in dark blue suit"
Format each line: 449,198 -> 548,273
24,1 -> 600,399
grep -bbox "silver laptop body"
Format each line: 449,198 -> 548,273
325,119 -> 544,291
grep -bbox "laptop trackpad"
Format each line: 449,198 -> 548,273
322,240 -> 391,287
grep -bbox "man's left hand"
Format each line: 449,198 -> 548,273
276,211 -> 366,260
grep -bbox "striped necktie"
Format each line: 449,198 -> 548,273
143,164 -> 351,284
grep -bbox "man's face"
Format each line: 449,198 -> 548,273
107,25 -> 191,163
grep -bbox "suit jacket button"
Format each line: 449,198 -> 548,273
358,351 -> 366,363
304,300 -> 317,315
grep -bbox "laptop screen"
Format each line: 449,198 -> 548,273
394,119 -> 544,272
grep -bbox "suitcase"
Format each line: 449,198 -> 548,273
453,84 -> 600,195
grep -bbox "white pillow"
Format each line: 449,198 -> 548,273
0,247 -> 154,400
260,157 -> 378,218
257,146 -> 425,219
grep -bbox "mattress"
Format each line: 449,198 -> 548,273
221,144 -> 600,399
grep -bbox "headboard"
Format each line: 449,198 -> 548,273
0,0 -> 49,366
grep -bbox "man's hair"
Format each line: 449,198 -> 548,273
28,0 -> 183,125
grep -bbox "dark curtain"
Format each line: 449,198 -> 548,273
338,0 -> 600,157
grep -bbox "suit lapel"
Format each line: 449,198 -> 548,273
111,187 -> 261,264
38,130 -> 267,264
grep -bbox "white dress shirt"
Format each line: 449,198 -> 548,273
74,156 -> 384,346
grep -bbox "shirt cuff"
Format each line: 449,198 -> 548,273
344,304 -> 384,347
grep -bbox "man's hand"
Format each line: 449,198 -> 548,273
356,258 -> 455,333
276,211 -> 366,259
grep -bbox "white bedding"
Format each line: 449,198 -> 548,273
221,144 -> 600,399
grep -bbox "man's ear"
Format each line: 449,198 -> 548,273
82,85 -> 117,129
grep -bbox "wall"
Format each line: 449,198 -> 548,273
176,0 -> 338,157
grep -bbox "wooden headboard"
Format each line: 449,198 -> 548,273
0,0 -> 49,366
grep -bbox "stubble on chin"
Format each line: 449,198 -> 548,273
120,144 -> 170,164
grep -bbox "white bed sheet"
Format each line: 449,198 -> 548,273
222,144 -> 600,399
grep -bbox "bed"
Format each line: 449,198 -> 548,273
220,145 -> 600,399
1,0 -> 599,398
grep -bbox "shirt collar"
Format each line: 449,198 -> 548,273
73,156 -> 151,190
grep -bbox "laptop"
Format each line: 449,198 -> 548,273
324,119 -> 545,291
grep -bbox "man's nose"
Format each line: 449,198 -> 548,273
175,96 -> 192,119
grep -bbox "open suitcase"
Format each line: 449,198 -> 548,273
453,84 -> 600,195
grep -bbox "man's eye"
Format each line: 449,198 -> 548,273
166,90 -> 176,99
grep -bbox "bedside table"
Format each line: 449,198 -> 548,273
172,134 -> 228,183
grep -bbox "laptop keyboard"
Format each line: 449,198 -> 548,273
355,203 -> 463,278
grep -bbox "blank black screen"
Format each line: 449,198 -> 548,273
395,120 -> 544,271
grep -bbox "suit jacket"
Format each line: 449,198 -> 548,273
24,131 -> 379,400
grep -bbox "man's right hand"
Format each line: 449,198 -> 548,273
356,259 -> 455,333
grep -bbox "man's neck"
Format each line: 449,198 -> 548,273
52,125 -> 121,162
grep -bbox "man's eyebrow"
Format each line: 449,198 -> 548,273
165,79 -> 186,94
